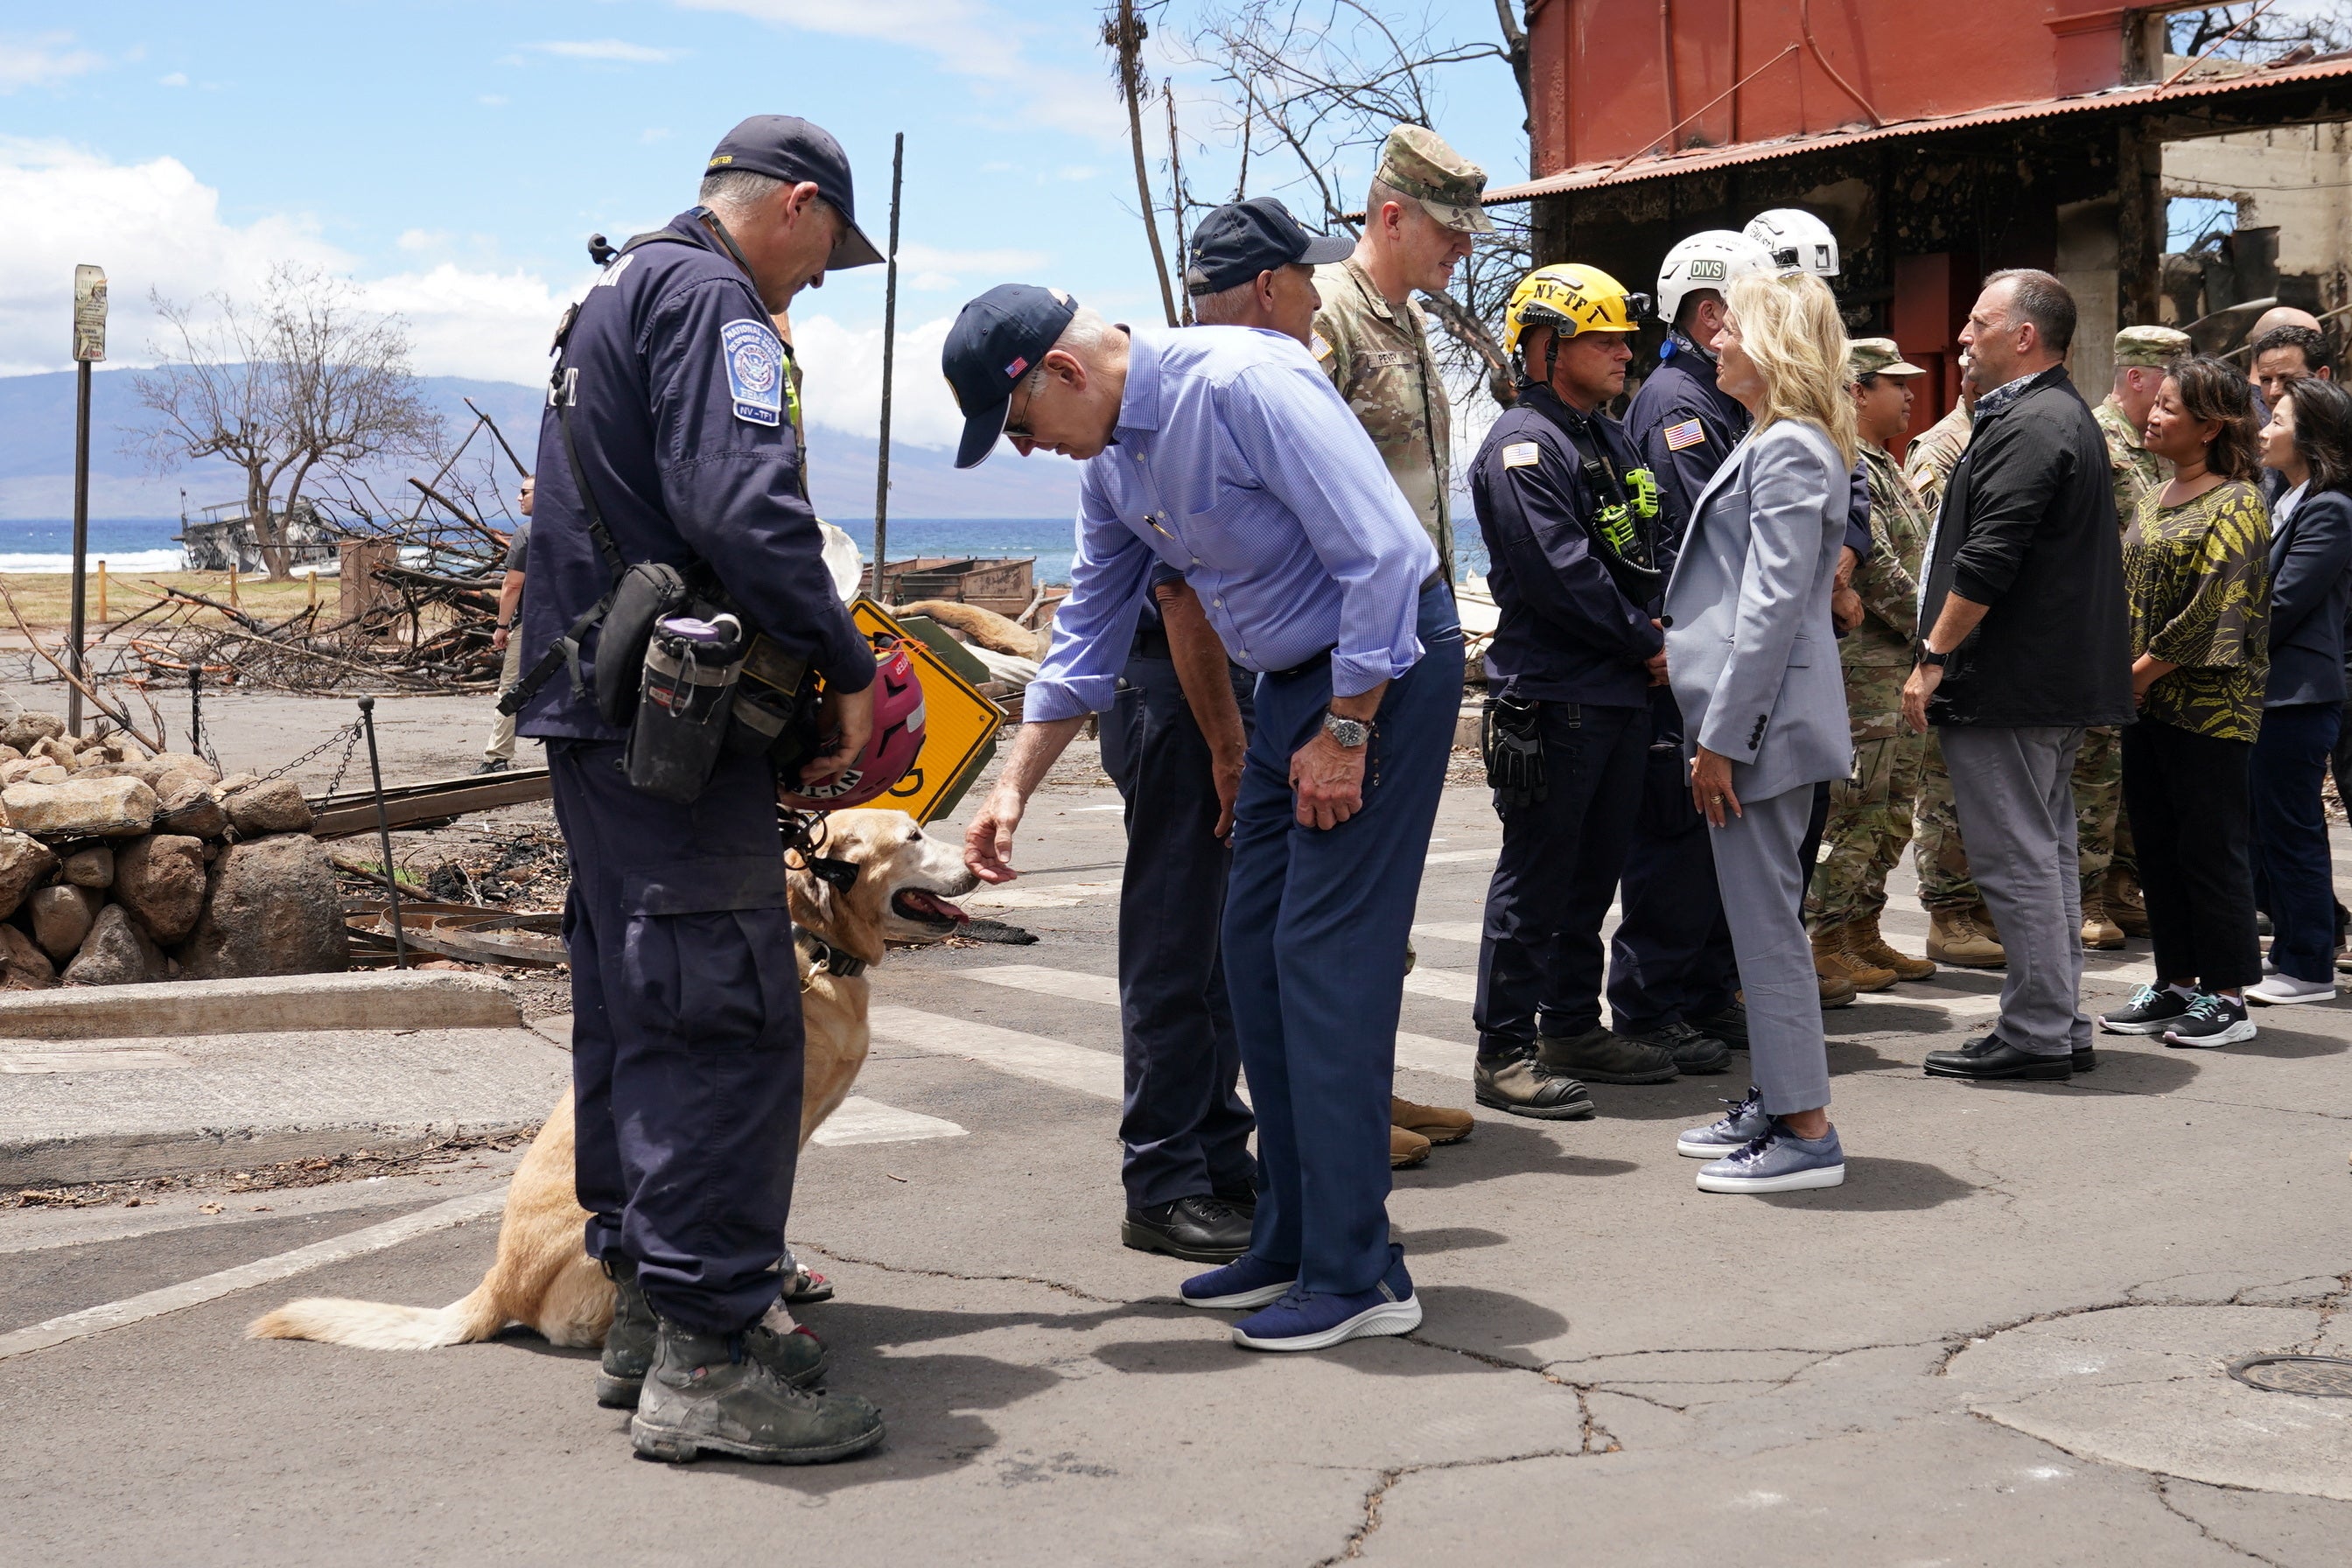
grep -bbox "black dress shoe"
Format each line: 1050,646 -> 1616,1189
1923,1033 -> 2073,1081
1685,1000 -> 1751,1050
1121,1195 -> 1251,1263
2073,1043 -> 2096,1074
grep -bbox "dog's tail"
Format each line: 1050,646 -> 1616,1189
246,1280 -> 506,1350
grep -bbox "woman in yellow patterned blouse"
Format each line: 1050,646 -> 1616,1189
2098,356 -> 2270,1049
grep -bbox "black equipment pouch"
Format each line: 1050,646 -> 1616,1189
727,633 -> 822,778
623,610 -> 748,804
593,563 -> 694,726
1481,691 -> 1552,808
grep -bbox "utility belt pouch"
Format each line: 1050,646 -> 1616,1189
624,612 -> 748,803
1480,691 -> 1549,807
593,563 -> 694,726
727,633 -> 822,778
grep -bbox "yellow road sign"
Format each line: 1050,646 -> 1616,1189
850,597 -> 1006,824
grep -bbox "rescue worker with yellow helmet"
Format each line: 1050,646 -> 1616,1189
1468,262 -> 1725,1120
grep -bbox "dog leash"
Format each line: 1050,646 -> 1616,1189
796,931 -> 868,989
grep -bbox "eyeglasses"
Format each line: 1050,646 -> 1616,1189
1004,374 -> 1040,441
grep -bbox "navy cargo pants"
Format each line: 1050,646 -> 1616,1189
1607,689 -> 1740,1034
549,739 -> 802,1334
1474,701 -> 1649,1054
1097,640 -> 1258,1210
1224,583 -> 1459,1296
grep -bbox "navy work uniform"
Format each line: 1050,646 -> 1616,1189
517,209 -> 875,1335
1096,566 -> 1258,1214
1471,384 -> 1660,1056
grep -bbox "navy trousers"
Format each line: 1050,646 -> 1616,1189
1100,648 -> 1258,1209
2251,701 -> 2342,984
549,739 -> 802,1334
1474,700 -> 1649,1054
1608,690 -> 1740,1033
1224,584 -> 1460,1296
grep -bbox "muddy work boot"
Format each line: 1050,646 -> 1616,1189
629,1318 -> 883,1466
1927,906 -> 2006,970
1812,926 -> 1896,994
1852,913 -> 1937,982
1390,1095 -> 1473,1145
2080,890 -> 2126,951
1474,1048 -> 1597,1120
2104,867 -> 2150,938
599,1276 -> 827,1410
1535,1024 -> 1677,1085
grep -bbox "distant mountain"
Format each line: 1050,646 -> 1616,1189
0,368 -> 1077,522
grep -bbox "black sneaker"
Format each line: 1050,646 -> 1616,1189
1622,1020 -> 1732,1075
2162,992 -> 2256,1049
1122,1195 -> 1252,1263
2098,984 -> 2194,1036
1535,1025 -> 1678,1085
1685,1000 -> 1751,1050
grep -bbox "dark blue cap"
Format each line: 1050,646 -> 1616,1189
705,116 -> 883,270
942,284 -> 1081,469
1185,197 -> 1353,297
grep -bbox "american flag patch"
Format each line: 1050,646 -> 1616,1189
1663,417 -> 1706,452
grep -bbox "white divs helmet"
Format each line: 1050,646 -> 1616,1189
1745,208 -> 1840,279
1656,230 -> 1778,329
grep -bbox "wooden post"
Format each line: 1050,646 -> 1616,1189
307,568 -> 318,610
95,560 -> 106,623
228,564 -> 240,610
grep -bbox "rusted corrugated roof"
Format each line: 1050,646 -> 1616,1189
1482,53 -> 2352,204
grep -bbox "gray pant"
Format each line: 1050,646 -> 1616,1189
1706,783 -> 1830,1115
1940,724 -> 2089,1057
482,635 -> 524,764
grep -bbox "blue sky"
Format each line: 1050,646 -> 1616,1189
0,2 -> 1531,453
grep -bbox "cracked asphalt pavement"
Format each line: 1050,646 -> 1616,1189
4,746 -> 2349,1565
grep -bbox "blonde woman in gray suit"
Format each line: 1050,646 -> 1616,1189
1662,271 -> 1858,1194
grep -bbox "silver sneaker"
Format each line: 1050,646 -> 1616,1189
1676,1087 -> 1768,1158
1695,1123 -> 1845,1194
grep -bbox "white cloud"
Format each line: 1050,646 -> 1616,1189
478,94 -> 509,107
789,312 -> 963,448
158,72 -> 188,88
530,39 -> 686,64
0,138 -> 580,384
893,242 -> 1050,293
396,228 -> 450,252
0,32 -> 105,92
640,127 -> 672,144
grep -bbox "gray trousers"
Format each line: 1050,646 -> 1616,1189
482,636 -> 524,764
1940,724 -> 2089,1057
1706,783 -> 1831,1115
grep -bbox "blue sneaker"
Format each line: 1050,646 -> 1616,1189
1230,1245 -> 1420,1351
1676,1086 -> 1768,1158
1181,1253 -> 1298,1311
1695,1120 -> 1845,1194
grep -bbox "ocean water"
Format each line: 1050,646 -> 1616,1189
1,515 -> 1488,584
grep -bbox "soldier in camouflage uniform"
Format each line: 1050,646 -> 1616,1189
1311,123 -> 1489,585
2076,326 -> 2186,946
1809,340 -> 1942,988
1898,356 -> 2006,967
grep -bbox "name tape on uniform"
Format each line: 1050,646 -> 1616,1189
850,598 -> 1006,824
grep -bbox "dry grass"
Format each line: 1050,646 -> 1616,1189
0,570 -> 329,634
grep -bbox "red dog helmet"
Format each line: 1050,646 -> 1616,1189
776,636 -> 927,809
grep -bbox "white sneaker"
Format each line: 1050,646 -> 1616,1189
2245,973 -> 2335,1006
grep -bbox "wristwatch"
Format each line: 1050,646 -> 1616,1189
1321,710 -> 1371,749
1915,644 -> 1949,668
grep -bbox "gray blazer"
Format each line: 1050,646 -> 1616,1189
1663,419 -> 1853,803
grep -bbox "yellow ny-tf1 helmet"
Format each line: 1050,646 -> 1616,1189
1502,263 -> 1647,355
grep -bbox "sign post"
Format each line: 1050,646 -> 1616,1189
68,264 -> 107,738
872,132 -> 904,603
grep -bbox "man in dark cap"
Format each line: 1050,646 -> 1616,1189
945,282 -> 1457,1353
506,113 -> 886,1466
1186,195 -> 1352,341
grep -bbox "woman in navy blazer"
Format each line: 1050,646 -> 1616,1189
2247,376 -> 2352,1003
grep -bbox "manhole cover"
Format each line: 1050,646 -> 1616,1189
2229,1355 -> 2352,1397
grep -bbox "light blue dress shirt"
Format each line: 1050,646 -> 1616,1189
1023,326 -> 1439,724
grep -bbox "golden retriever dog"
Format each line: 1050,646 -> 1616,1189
248,808 -> 976,1353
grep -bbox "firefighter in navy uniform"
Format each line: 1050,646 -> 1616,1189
1469,263 -> 1731,1119
511,116 -> 887,1466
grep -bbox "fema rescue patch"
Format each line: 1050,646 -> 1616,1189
1662,416 -> 1706,452
722,318 -> 786,427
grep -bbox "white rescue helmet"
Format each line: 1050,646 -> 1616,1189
1656,229 -> 1777,330
1745,208 -> 1840,279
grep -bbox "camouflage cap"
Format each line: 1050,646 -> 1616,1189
2114,325 -> 2190,369
1849,337 -> 1928,377
1374,124 -> 1494,234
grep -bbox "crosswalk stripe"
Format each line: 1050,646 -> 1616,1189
1395,1032 -> 1472,1080
964,965 -> 1119,1006
1411,921 -> 1483,944
1403,968 -> 1480,1003
869,1005 -> 1124,1101
1424,849 -> 1495,865
809,1096 -> 968,1147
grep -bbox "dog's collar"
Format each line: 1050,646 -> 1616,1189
796,930 -> 868,988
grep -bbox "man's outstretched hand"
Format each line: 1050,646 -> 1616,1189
964,783 -> 1027,884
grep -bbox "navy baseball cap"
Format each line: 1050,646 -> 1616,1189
942,284 -> 1081,469
705,116 -> 884,270
1186,197 -> 1353,296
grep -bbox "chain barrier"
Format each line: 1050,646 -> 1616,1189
244,721 -> 368,797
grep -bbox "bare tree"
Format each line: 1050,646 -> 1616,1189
2168,4 -> 2352,61
132,265 -> 443,580
1182,0 -> 1532,408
